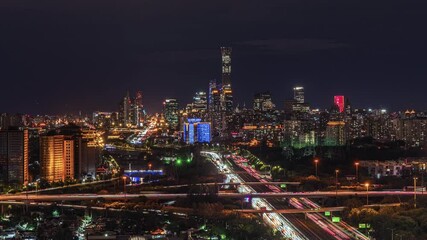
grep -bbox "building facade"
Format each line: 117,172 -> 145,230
0,128 -> 29,186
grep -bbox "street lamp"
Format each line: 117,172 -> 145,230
355,162 -> 360,183
365,183 -> 369,205
314,159 -> 319,178
335,169 -> 339,188
335,169 -> 339,204
414,177 -> 418,208
122,176 -> 127,200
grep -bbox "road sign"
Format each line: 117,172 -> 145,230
325,211 -> 331,216
359,223 -> 371,229
332,217 -> 341,223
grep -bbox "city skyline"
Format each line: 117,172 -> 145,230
1,1 -> 427,114
2,2 -> 427,239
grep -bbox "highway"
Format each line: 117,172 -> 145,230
24,178 -> 120,194
203,151 -> 307,239
1,190 -> 422,202
151,181 -> 300,189
225,152 -> 369,240
228,159 -> 339,240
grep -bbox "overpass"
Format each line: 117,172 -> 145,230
233,203 -> 401,214
150,181 -> 300,189
0,191 -> 421,201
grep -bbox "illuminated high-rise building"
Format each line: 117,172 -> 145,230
183,118 -> 211,144
0,128 -> 29,186
325,121 -> 346,146
132,90 -> 145,127
208,79 -> 221,112
221,47 -> 233,113
293,86 -> 304,104
40,125 -> 99,182
164,98 -> 179,130
334,95 -> 345,113
208,79 -> 222,136
192,91 -> 208,113
119,91 -> 132,127
40,134 -> 74,182
253,91 -> 275,111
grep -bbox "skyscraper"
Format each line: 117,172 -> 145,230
221,47 -> 233,113
293,86 -> 304,103
0,128 -> 29,186
119,91 -> 132,127
183,118 -> 211,144
132,90 -> 144,127
253,91 -> 275,111
208,79 -> 221,113
40,134 -> 74,182
208,79 -> 222,137
285,86 -> 309,114
164,98 -> 179,130
334,95 -> 345,113
192,91 -> 208,113
325,121 -> 346,146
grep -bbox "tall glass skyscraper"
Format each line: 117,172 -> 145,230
221,47 -> 233,114
293,86 -> 304,103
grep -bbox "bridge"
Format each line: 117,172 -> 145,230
0,191 -> 421,202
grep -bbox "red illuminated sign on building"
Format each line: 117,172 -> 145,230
334,95 -> 345,113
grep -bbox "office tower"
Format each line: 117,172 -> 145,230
92,111 -> 113,129
40,134 -> 74,182
133,90 -> 144,127
392,112 -> 427,147
253,91 -> 275,111
325,121 -> 346,146
197,122 -> 211,143
208,80 -> 222,137
40,124 -> 100,182
334,95 -> 345,113
164,98 -> 179,130
293,86 -> 304,103
183,118 -> 211,144
119,91 -> 132,127
221,47 -> 233,113
0,128 -> 29,186
192,91 -> 208,113
285,86 -> 309,114
0,113 -> 24,130
209,80 -> 221,112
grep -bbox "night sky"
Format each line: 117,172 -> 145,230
1,0 -> 426,114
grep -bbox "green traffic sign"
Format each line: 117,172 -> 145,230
359,223 -> 371,229
280,184 -> 287,188
332,217 -> 341,223
325,211 -> 331,216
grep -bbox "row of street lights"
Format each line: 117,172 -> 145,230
315,158 -> 420,207
313,158 -> 360,182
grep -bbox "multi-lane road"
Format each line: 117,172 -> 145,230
233,164 -> 337,240
206,150 -> 371,240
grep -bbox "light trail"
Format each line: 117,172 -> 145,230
226,152 -> 370,240
201,151 -> 307,240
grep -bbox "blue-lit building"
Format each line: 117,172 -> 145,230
183,118 -> 211,144
197,123 -> 211,143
